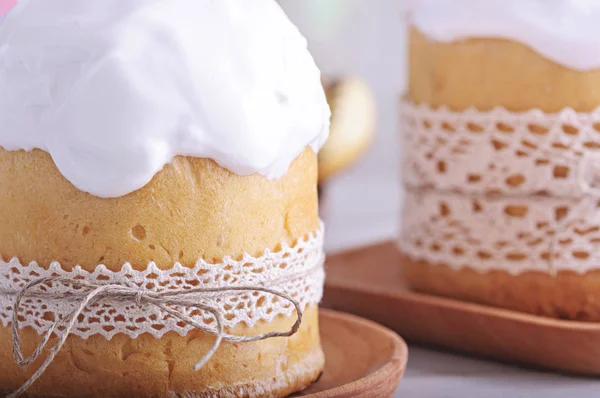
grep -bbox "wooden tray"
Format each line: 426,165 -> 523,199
322,241 -> 600,376
298,309 -> 407,398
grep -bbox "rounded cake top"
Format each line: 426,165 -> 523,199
406,0 -> 600,71
0,0 -> 330,198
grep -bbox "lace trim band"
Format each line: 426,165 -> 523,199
399,100 -> 600,274
0,226 -> 324,340
400,101 -> 600,198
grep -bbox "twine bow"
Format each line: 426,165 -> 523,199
5,277 -> 304,398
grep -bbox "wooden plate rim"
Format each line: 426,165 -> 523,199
304,309 -> 408,397
325,241 -> 600,332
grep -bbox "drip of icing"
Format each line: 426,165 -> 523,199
0,0 -> 330,198
406,0 -> 600,71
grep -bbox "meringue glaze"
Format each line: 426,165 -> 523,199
0,0 -> 330,198
407,0 -> 600,71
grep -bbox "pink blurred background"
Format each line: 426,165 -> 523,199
0,0 -> 16,17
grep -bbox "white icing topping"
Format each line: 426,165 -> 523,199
407,0 -> 600,71
0,0 -> 330,198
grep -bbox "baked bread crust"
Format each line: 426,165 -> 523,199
0,307 -> 323,398
409,28 -> 600,112
0,148 -> 319,270
403,255 -> 600,321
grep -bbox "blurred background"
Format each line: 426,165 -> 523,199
280,0 -> 407,253
279,3 -> 600,398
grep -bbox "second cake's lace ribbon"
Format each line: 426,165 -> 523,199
399,100 -> 600,274
5,259 -> 323,398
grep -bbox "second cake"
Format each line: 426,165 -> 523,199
400,0 -> 600,321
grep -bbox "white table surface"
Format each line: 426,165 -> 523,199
280,1 -> 600,396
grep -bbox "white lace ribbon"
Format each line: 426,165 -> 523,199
0,226 -> 325,340
400,101 -> 600,197
399,100 -> 600,274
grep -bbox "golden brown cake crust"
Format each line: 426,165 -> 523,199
0,148 -> 323,396
0,307 -> 323,398
405,28 -> 600,321
409,27 -> 600,112
402,255 -> 600,321
0,148 -> 319,270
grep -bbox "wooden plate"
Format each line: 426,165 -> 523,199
322,241 -> 600,376
298,309 -> 407,398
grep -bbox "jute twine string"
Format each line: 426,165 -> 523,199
1,261 -> 322,398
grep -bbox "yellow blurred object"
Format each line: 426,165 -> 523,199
319,77 -> 376,183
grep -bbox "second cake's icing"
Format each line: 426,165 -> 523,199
407,0 -> 600,71
0,0 -> 330,198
